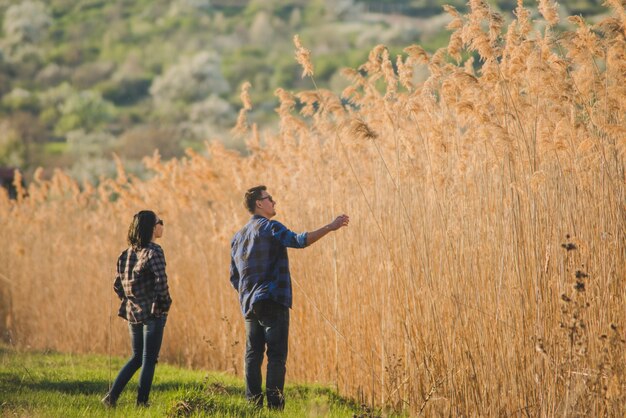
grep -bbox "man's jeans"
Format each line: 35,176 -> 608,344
108,316 -> 167,405
244,300 -> 289,409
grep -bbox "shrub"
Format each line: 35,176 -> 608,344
99,76 -> 152,105
150,51 -> 230,104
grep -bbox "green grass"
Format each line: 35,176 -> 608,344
0,345 -> 374,417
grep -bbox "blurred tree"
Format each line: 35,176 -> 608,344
302,0 -> 327,23
71,61 -> 116,89
7,112 -> 47,168
324,0 -> 363,19
116,125 -> 182,159
181,94 -> 236,139
0,121 -> 25,167
150,51 -> 230,104
1,0 -> 51,79
0,48 -> 11,96
37,82 -> 74,128
1,88 -> 39,112
54,90 -> 115,135
2,1 -> 51,46
249,11 -> 275,45
288,7 -> 302,27
212,12 -> 228,32
0,111 -> 46,168
66,129 -> 116,157
245,0 -> 281,14
99,76 -> 152,106
35,63 -> 72,87
169,0 -> 212,15
65,129 -> 118,183
188,94 -> 235,127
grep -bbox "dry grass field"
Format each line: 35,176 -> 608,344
1,1 -> 625,415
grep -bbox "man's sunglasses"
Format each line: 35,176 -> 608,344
258,195 -> 274,203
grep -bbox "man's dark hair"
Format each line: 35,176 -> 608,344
127,210 -> 157,249
244,185 -> 266,214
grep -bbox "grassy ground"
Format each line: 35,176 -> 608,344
0,345 -> 377,417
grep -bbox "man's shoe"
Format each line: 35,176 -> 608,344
101,393 -> 116,408
247,394 -> 263,409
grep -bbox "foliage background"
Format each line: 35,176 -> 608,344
0,0 -> 609,182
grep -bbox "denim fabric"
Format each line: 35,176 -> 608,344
108,316 -> 167,404
244,300 -> 289,409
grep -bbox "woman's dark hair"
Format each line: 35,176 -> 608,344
127,210 -> 157,249
244,185 -> 266,214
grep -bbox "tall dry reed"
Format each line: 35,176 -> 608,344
1,3 -> 624,415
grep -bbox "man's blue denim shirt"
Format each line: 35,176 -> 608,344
230,215 -> 308,316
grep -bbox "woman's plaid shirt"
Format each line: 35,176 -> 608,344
230,215 -> 308,317
114,242 -> 172,324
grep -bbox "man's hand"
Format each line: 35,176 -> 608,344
328,214 -> 350,231
306,214 -> 350,246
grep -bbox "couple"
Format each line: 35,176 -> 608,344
102,185 -> 349,409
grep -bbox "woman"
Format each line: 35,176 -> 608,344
102,210 -> 172,407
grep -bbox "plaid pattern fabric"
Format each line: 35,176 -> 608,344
230,215 -> 308,316
114,242 -> 172,324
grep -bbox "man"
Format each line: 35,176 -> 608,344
230,185 -> 349,410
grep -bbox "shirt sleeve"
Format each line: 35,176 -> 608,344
268,220 -> 308,248
230,239 -> 240,291
148,246 -> 172,314
113,250 -> 126,300
230,258 -> 240,291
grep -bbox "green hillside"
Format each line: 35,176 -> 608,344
0,0 -> 610,182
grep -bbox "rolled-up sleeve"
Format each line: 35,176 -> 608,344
268,220 -> 307,248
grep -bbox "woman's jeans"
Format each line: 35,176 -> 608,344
244,300 -> 289,409
108,316 -> 167,405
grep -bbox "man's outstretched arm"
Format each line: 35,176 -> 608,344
306,214 -> 350,246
